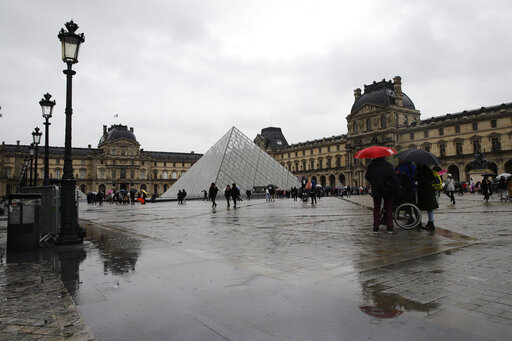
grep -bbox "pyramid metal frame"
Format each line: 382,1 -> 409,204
161,127 -> 300,199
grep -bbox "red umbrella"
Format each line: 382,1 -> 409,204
354,146 -> 396,159
438,169 -> 448,176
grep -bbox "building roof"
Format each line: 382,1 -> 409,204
99,124 -> 137,144
260,127 -> 289,150
351,79 -> 415,114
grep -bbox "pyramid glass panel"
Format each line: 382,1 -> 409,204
161,127 -> 300,199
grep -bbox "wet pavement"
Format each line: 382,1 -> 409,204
1,193 -> 512,340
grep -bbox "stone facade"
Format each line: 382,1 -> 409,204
257,76 -> 512,187
0,124 -> 201,197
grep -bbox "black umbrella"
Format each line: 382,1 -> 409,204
130,188 -> 137,194
119,189 -> 128,194
481,172 -> 497,177
396,149 -> 442,166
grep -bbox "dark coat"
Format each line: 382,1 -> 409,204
230,186 -> 240,200
365,158 -> 396,199
414,165 -> 439,211
208,186 -> 218,199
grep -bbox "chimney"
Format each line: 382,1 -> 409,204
393,76 -> 403,107
130,127 -> 134,133
354,88 -> 362,102
17,140 -> 20,146
88,144 -> 91,148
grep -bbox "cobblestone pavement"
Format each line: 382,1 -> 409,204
0,217 -> 95,340
1,192 -> 511,340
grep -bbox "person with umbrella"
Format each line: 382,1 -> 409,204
482,175 -> 491,203
357,146 -> 398,233
414,164 -> 439,229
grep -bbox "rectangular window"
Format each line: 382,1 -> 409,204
55,169 -> 61,179
472,122 -> 478,131
455,142 -> 463,155
424,130 -> 429,138
5,156 -> 10,163
141,170 -> 146,180
172,171 -> 177,179
491,120 -> 497,128
130,170 -> 135,179
424,144 -> 431,152
81,159 -> 85,165
439,128 -> 444,136
440,144 -> 446,157
491,137 -> 501,152
80,170 -> 85,179
455,125 -> 460,133
473,140 -> 481,153
6,168 -> 11,178
99,170 -> 105,179
112,170 -> 116,179
327,146 -> 331,152
163,171 -> 168,180
410,132 -> 414,140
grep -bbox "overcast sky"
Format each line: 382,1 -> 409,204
1,0 -> 511,154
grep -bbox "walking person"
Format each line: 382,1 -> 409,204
208,183 -> 218,208
482,176 -> 490,203
414,164 -> 439,229
231,183 -> 240,208
224,185 -> 231,207
444,173 -> 456,204
498,176 -> 508,201
365,157 -> 397,233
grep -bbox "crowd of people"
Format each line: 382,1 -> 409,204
86,189 -> 155,205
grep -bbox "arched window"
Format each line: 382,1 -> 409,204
381,116 -> 386,129
163,171 -> 168,179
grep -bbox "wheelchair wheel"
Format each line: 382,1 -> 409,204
394,202 -> 421,230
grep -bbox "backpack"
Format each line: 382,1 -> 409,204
431,169 -> 443,191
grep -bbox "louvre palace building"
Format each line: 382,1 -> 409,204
2,76 -> 512,197
255,76 -> 512,188
0,124 -> 201,197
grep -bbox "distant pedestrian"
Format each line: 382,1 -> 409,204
444,173 -> 456,204
482,176 -> 490,203
231,183 -> 240,208
365,157 -> 396,233
310,179 -> 317,205
208,183 -> 218,208
224,185 -> 231,207
246,189 -> 252,200
414,164 -> 439,229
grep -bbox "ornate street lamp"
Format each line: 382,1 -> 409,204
40,93 -> 56,185
32,127 -> 42,186
57,20 -> 85,244
29,143 -> 35,186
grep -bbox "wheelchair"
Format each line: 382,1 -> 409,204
380,195 -> 421,230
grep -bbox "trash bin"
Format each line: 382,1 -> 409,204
6,193 -> 41,251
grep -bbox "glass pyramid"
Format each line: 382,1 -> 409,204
161,127 -> 300,199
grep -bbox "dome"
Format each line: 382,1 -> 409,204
350,79 -> 415,114
99,124 -> 137,144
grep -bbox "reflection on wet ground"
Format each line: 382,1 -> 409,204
2,195 -> 510,340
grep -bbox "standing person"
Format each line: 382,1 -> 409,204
365,157 -> 396,233
246,189 -> 251,200
231,183 -> 240,208
498,176 -> 508,201
208,183 -> 218,208
444,173 -> 456,204
310,179 -> 317,205
177,190 -> 182,204
482,176 -> 490,203
414,164 -> 439,229
181,189 -> 187,204
292,186 -> 298,201
224,185 -> 231,207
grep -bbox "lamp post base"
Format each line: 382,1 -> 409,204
57,178 -> 84,245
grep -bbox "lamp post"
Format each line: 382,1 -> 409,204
40,93 -> 56,185
57,20 -> 85,244
32,127 -> 42,186
29,143 -> 35,186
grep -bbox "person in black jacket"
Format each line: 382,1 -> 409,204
365,157 -> 397,233
224,185 -> 231,207
231,183 -> 240,208
208,183 -> 218,208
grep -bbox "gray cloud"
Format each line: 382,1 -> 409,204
1,0 -> 511,153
